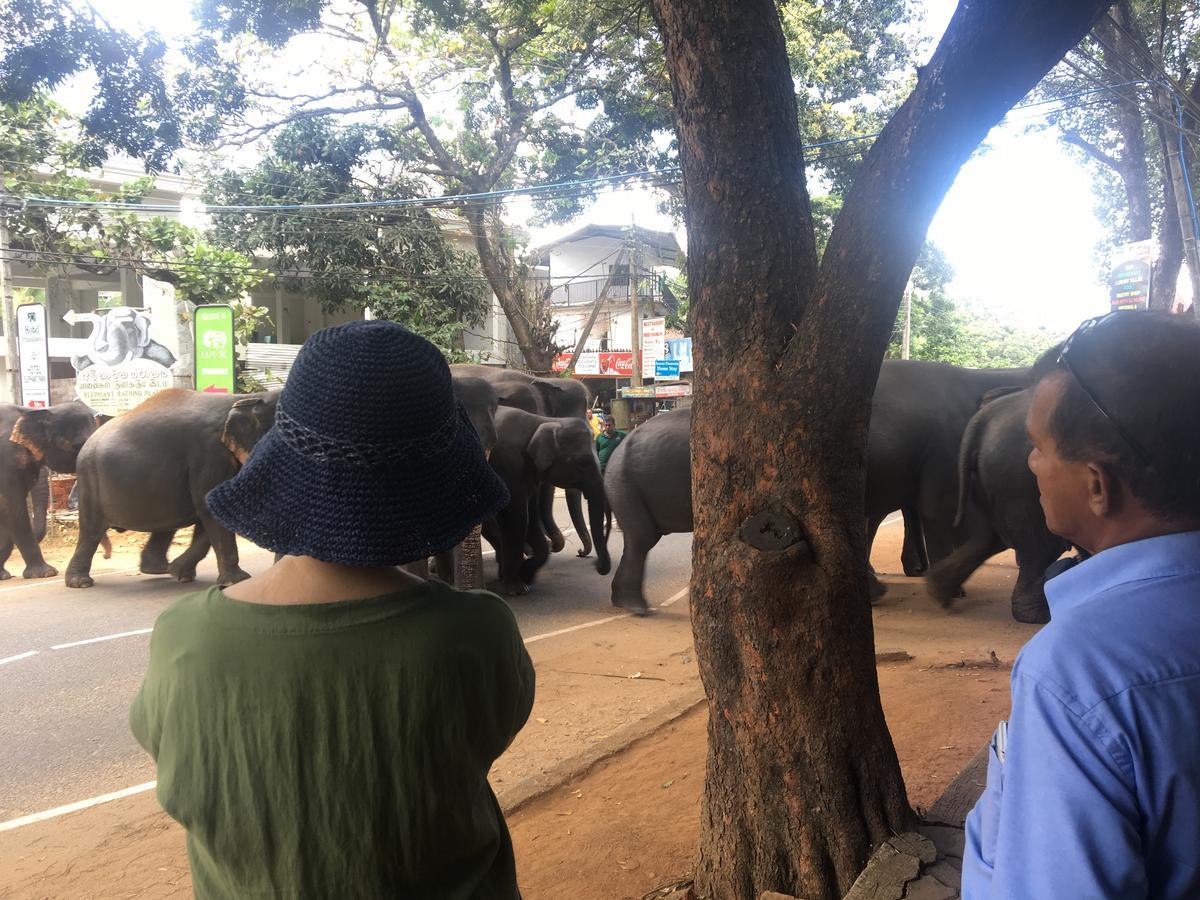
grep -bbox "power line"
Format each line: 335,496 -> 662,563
15,83 -> 1160,215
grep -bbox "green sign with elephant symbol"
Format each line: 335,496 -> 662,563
194,305 -> 236,395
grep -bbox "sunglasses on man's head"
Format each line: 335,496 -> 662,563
1056,312 -> 1153,467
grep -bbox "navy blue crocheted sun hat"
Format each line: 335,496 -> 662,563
206,320 -> 509,567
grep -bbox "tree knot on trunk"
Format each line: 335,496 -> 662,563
738,508 -> 808,554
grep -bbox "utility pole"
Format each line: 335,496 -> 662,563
1158,88 -> 1200,311
629,222 -> 642,387
0,189 -> 25,404
565,249 -> 626,371
901,282 -> 912,360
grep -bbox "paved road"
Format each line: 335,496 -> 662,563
0,493 -> 693,825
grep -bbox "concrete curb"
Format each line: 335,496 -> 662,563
500,688 -> 707,814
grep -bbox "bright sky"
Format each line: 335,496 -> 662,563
78,0 -> 1114,336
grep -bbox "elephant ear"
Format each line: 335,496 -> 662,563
221,396 -> 277,465
529,422 -> 560,473
10,408 -> 52,465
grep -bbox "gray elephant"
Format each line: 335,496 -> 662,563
605,362 -> 1034,612
71,307 -> 177,371
483,406 -> 610,595
866,360 -> 1030,575
925,388 -> 1068,623
450,364 -> 593,556
421,376 -> 501,585
65,389 -> 279,588
605,408 -> 691,613
0,402 -> 97,579
451,376 -> 499,454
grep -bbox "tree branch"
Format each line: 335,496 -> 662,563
1061,128 -> 1124,171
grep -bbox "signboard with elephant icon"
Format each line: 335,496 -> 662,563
194,305 -> 236,394
64,306 -> 178,416
17,303 -> 50,408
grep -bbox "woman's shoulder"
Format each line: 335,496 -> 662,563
430,583 -> 520,626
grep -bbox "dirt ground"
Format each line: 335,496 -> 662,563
0,525 -> 1040,900
503,542 -> 1038,900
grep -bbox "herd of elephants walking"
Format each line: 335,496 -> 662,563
0,358 -> 1063,623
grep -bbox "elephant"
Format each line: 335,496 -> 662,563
483,406 -> 610,596
865,360 -> 1031,576
65,388 -> 279,589
451,375 -> 499,454
71,307 -> 177,371
925,388 -> 1068,624
605,408 -> 691,613
450,364 -> 593,556
0,402 -> 98,579
420,376 -> 501,584
605,362 -> 1034,612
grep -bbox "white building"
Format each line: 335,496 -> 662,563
533,224 -> 683,356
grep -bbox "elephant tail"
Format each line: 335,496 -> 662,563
954,405 -> 989,528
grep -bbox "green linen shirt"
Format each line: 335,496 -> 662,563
130,581 -> 534,900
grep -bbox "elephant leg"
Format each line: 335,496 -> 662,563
610,523 -> 659,615
65,509 -> 106,589
566,488 -> 592,558
31,468 -> 49,543
168,525 -> 211,584
10,488 -> 55,580
0,539 -> 13,580
139,530 -> 176,575
925,523 -> 1005,610
198,513 -> 248,586
489,499 -> 531,596
920,517 -> 959,572
481,517 -> 502,557
900,506 -> 929,576
863,516 -> 888,598
1008,539 -> 1066,625
519,495 -> 552,586
539,481 -> 565,553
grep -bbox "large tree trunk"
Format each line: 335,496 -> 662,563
1098,2 -> 1153,241
1154,141 -> 1184,310
649,1 -> 1110,898
461,202 -> 558,372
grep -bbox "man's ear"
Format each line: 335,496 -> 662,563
1086,462 -> 1117,517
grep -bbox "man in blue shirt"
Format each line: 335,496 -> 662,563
962,311 -> 1200,898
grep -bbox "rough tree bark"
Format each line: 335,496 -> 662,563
648,1 -> 1111,898
1098,2 -> 1154,241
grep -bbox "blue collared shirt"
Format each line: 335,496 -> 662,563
963,531 -> 1200,899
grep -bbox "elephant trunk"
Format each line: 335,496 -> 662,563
565,488 -> 592,556
583,475 -> 610,575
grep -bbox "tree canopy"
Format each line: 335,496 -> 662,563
0,0 -> 930,370
203,119 -> 488,358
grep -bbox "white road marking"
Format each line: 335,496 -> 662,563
50,629 -> 153,651
523,582 -> 690,644
0,650 -> 38,666
2,576 -> 691,832
659,586 -> 689,608
0,781 -> 157,833
523,614 -> 628,644
0,565 -> 143,595
881,512 -> 903,527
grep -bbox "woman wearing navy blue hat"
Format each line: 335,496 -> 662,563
130,321 -> 532,899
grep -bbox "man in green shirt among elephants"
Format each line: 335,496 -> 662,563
595,415 -> 627,472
